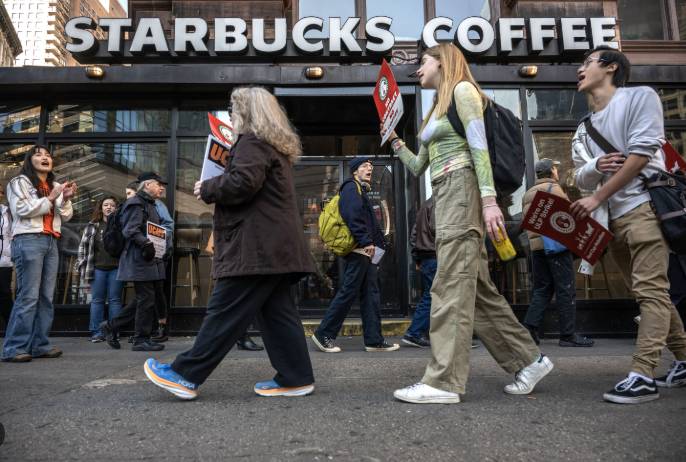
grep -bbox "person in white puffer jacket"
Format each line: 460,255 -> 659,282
1,145 -> 77,363
0,183 -> 13,327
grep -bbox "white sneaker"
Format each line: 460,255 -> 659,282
393,382 -> 461,404
504,355 -> 554,395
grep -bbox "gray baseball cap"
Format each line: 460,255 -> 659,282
535,158 -> 561,176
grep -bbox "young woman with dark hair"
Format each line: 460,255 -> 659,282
76,196 -> 123,343
1,145 -> 77,362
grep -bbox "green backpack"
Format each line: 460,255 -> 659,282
318,181 -> 362,256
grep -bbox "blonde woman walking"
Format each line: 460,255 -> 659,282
386,44 -> 553,404
144,87 -> 315,400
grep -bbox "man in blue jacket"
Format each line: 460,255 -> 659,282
312,157 -> 399,353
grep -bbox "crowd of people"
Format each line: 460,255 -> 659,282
1,44 -> 685,406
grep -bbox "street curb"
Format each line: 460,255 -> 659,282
301,319 -> 410,337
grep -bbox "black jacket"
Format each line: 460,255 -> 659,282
116,191 -> 165,282
338,178 -> 385,249
410,197 -> 436,262
200,133 -> 314,279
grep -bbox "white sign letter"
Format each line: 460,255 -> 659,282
365,16 -> 395,53
214,18 -> 248,54
130,18 -> 169,54
174,18 -> 209,53
329,17 -> 362,53
590,17 -> 618,49
456,17 -> 494,54
560,18 -> 590,51
292,17 -> 324,53
422,17 -> 453,48
99,18 -> 132,54
65,17 -> 98,54
498,18 -> 525,53
252,18 -> 287,54
528,18 -> 557,52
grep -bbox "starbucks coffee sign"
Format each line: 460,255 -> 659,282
66,16 -> 618,64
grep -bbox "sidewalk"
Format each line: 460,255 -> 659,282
1,337 -> 684,461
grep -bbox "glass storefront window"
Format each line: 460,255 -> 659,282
49,142 -> 168,305
178,109 -> 230,134
526,89 -> 588,121
366,0 -> 424,41
435,0 -> 491,40
678,0 -> 686,40
0,104 -> 40,134
48,105 -> 171,133
174,139 -> 215,307
658,89 -> 686,120
298,0 -> 356,39
0,144 -> 33,185
667,131 -> 686,161
530,132 -> 631,301
618,0 -> 666,40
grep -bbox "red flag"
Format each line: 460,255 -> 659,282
663,141 -> 686,173
208,113 -> 235,147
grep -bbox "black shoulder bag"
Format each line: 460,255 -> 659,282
583,118 -> 686,254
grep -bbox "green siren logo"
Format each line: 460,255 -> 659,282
378,77 -> 389,101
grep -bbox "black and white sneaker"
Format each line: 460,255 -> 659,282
402,335 -> 430,348
603,375 -> 659,404
655,360 -> 686,388
311,333 -> 341,353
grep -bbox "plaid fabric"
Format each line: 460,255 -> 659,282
75,222 -> 98,289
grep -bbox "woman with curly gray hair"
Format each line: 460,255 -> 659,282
144,87 -> 315,400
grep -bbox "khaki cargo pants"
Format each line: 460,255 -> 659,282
608,202 -> 686,377
422,167 -> 540,394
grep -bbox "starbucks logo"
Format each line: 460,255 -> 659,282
550,211 -> 576,234
378,77 -> 389,101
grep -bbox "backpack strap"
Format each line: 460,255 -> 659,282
583,117 -> 618,154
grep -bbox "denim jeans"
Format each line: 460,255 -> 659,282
406,258 -> 437,338
89,268 -> 124,336
523,250 -> 577,337
2,234 -> 59,359
316,252 -> 383,346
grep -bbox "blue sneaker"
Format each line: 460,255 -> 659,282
254,379 -> 315,397
144,358 -> 198,400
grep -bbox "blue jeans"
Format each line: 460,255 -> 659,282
524,250 -> 576,337
2,234 -> 59,359
316,252 -> 383,346
89,268 -> 124,336
406,258 -> 437,338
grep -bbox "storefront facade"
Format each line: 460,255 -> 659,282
1,0 -> 685,336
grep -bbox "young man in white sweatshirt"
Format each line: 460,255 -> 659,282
571,46 -> 686,404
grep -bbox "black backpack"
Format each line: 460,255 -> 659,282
447,94 -> 525,196
103,202 -> 148,258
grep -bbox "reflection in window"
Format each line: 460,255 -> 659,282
659,89 -> 686,120
435,0 -> 491,40
178,109 -> 230,134
483,88 -> 522,120
366,0 -> 424,41
618,0 -> 665,40
48,105 -> 171,133
530,132 -> 631,301
0,144 -> 33,185
298,0 -> 356,39
49,142 -> 168,305
0,104 -> 40,134
526,89 -> 588,121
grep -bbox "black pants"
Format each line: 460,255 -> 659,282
172,274 -> 314,387
524,250 -> 576,337
110,280 -> 155,340
154,279 -> 168,321
0,267 -> 13,325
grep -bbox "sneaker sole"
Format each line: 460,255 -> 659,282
143,361 -> 197,400
365,344 -> 400,352
401,339 -> 427,348
254,384 -> 314,397
311,335 -> 341,353
504,358 -> 554,395
393,391 -> 460,404
654,379 -> 686,388
602,392 -> 660,404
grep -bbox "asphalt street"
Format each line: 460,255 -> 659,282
1,337 -> 685,461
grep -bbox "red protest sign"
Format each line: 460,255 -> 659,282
374,60 -> 404,145
521,191 -> 613,265
208,113 -> 235,147
663,141 -> 686,173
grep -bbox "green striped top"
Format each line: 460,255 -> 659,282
396,81 -> 496,198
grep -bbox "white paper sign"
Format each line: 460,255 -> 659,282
147,221 -> 167,259
200,135 -> 231,182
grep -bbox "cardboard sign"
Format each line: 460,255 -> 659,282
200,135 -> 231,182
374,60 -> 404,145
208,112 -> 235,147
521,191 -> 613,265
663,141 -> 686,173
146,221 -> 167,259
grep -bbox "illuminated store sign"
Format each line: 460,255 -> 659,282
66,16 -> 618,63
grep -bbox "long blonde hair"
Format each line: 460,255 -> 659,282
230,86 -> 302,164
420,43 -> 489,132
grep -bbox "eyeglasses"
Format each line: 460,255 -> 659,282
581,56 -> 606,68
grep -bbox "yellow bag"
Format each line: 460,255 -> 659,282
318,182 -> 361,256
